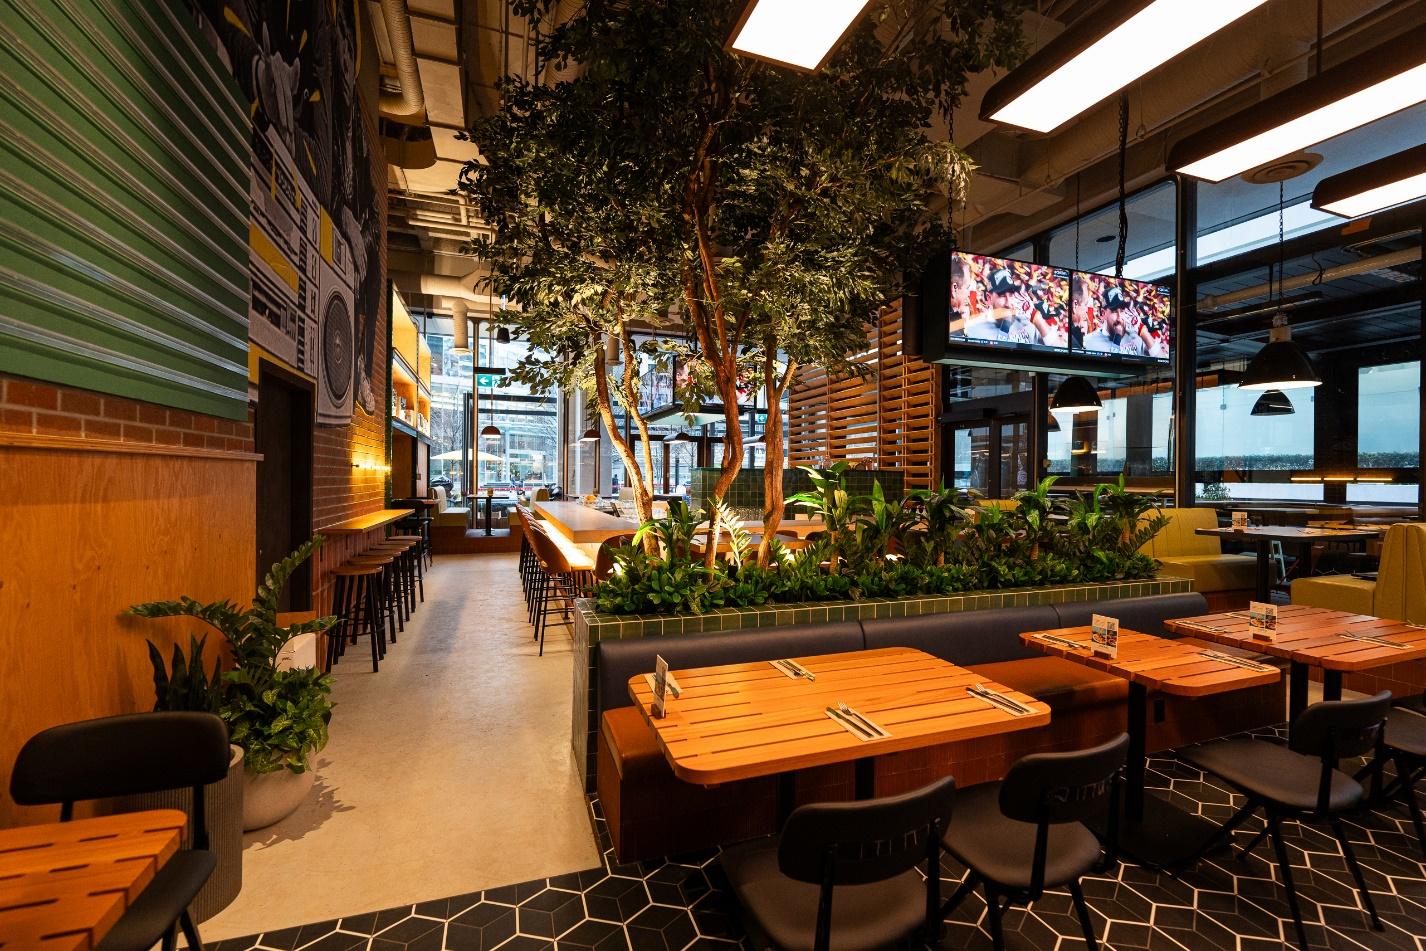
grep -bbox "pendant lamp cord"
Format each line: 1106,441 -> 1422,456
1115,92 -> 1128,280
1074,174 -> 1081,272
1315,0 -> 1323,76
1283,180 -> 1294,306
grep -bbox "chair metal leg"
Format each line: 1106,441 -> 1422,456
1237,823 -> 1271,862
1192,800 -> 1259,865
161,924 -> 177,951
939,871 -> 979,917
1405,770 -> 1426,857
1068,880 -> 1098,951
1268,815 -> 1310,951
1331,819 -> 1382,930
365,580 -> 382,672
179,910 -> 204,951
982,885 -> 1005,951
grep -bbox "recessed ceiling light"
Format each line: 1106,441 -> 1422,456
728,0 -> 873,72
981,0 -> 1268,134
1311,142 -> 1426,219
1171,25 -> 1426,183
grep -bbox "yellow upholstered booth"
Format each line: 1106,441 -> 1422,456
976,498 -> 1020,511
1141,507 -> 1256,597
1291,523 -> 1426,624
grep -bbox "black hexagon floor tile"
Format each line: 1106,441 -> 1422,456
210,725 -> 1426,951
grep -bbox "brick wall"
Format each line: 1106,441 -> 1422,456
0,374 -> 254,452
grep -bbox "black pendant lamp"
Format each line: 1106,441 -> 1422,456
1250,389 -> 1295,416
1051,376 -> 1102,414
495,326 -> 512,344
580,426 -> 600,443
480,423 -> 502,438
1046,414 -> 1061,433
664,432 -> 695,443
1240,184 -> 1321,392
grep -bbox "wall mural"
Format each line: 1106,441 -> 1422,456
199,0 -> 382,424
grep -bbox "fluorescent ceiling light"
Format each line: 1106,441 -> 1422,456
1312,142 -> 1426,218
982,0 -> 1267,133
1171,26 -> 1426,182
728,0 -> 873,72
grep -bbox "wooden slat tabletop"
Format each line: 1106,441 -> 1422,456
628,647 -> 1050,786
0,809 -> 186,951
1021,627 -> 1281,696
1165,605 -> 1426,672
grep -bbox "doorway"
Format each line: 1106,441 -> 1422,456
950,417 -> 1030,498
255,362 -> 314,610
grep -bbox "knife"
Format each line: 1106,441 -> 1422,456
969,684 -> 1033,716
1339,632 -> 1408,649
1199,650 -> 1276,672
826,706 -> 874,739
785,659 -> 818,681
1036,633 -> 1086,650
837,702 -> 886,738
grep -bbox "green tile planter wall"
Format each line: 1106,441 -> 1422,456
570,574 -> 1193,789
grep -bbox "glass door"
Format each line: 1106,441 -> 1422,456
951,424 -> 992,494
951,417 -> 1029,498
1000,419 -> 1030,495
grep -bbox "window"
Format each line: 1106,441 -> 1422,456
427,333 -> 471,500
1194,385 -> 1317,500
1046,181 -> 1175,281
1046,391 -> 1172,477
1352,361 -> 1420,504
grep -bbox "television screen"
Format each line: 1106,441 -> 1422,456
1070,273 -> 1172,363
949,252 -> 1070,352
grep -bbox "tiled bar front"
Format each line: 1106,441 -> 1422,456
570,575 -> 1193,790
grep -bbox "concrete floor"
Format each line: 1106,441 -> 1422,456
203,553 -> 600,941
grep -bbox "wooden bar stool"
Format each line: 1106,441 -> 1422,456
385,534 -> 425,605
348,550 -> 401,645
525,524 -> 585,657
368,540 -> 416,622
329,564 -> 385,672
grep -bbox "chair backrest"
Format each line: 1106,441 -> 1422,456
533,487 -> 551,501
527,522 -> 573,573
1373,523 -> 1426,624
594,533 -> 638,581
1291,691 -> 1391,813
779,775 -> 955,886
11,712 -> 230,847
996,734 -> 1127,896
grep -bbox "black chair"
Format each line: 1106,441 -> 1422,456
10,712 -> 231,951
1181,692 -> 1392,951
1359,693 -> 1426,856
721,776 -> 954,951
941,734 -> 1127,951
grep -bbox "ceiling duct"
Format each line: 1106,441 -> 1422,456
1196,246 -> 1420,312
451,299 -> 470,352
378,0 -> 427,124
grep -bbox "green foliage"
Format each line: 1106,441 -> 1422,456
590,479 -> 1172,615
128,537 -> 340,775
147,635 -> 223,715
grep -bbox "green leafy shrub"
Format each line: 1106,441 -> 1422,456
129,537 -> 340,775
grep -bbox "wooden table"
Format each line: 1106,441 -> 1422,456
1195,525 -> 1378,600
0,809 -> 187,950
628,647 -> 1049,798
322,508 -> 415,535
1023,626 -> 1281,869
1166,604 -> 1426,726
534,500 -> 639,544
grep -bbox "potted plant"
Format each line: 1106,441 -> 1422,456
130,537 -> 339,831
115,635 -> 246,921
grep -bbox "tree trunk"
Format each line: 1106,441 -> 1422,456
592,345 -> 655,555
757,349 -> 794,567
705,354 -> 744,570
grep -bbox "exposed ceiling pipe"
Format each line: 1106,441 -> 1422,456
378,0 -> 427,124
451,299 -> 470,352
1197,247 -> 1420,312
968,0 -> 1401,229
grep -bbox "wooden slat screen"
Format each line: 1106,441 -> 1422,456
0,0 -> 251,419
787,301 -> 939,487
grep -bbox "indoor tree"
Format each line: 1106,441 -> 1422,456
464,0 -> 1026,564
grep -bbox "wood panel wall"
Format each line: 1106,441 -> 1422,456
787,300 -> 940,488
0,445 -> 256,826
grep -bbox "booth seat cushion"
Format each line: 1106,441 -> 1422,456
596,622 -> 866,717
1154,555 -> 1256,594
1291,574 -> 1376,616
601,706 -> 664,782
968,657 -> 1128,711
1144,507 -> 1226,559
1051,593 -> 1209,636
860,605 -> 1058,667
433,507 -> 470,528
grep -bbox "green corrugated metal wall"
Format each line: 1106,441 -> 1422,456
0,0 -> 251,420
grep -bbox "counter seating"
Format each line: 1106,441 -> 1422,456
1141,507 -> 1256,609
595,593 -> 1285,862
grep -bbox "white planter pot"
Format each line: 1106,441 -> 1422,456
241,766 -> 314,831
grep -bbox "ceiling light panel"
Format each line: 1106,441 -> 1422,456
1312,143 -> 1426,218
729,0 -> 873,72
983,0 -> 1268,134
1172,26 -> 1426,182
